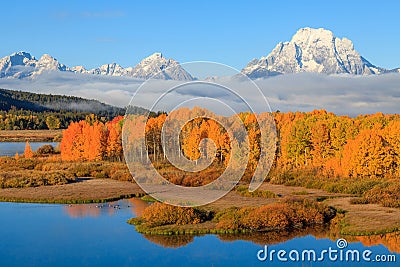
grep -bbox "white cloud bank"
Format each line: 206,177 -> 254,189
0,71 -> 399,116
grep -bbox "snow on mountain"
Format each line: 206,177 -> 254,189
34,54 -> 68,75
70,65 -> 87,74
0,52 -> 37,78
1,31 -> 397,82
88,63 -> 128,76
0,52 -> 194,81
392,68 -> 400,73
129,52 -> 194,80
241,27 -> 389,78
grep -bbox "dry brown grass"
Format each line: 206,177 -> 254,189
258,183 -> 352,199
208,183 -> 400,235
206,190 -> 277,211
207,183 -> 351,211
325,197 -> 400,235
0,178 -> 144,203
0,129 -> 63,142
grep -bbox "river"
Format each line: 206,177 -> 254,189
0,142 -> 59,157
0,200 -> 398,267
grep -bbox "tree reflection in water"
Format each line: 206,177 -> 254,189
63,198 -> 151,218
128,198 -> 151,217
139,225 -> 400,253
141,227 -> 329,248
62,199 -> 400,253
63,204 -> 102,218
143,234 -> 198,248
349,232 -> 400,254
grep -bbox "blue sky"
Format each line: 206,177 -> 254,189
3,0 -> 399,70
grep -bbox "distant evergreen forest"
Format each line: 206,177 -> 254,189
0,88 -> 147,130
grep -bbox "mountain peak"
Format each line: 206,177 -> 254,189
147,52 -> 163,60
11,51 -> 34,60
130,52 -> 194,80
36,53 -> 67,72
241,27 -> 385,78
0,51 -> 193,80
0,51 -> 36,78
291,27 -> 334,45
39,54 -> 55,61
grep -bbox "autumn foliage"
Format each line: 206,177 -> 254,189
272,111 -> 400,179
214,199 -> 335,231
60,116 -> 123,161
24,141 -> 33,159
139,202 -> 209,227
61,109 -> 400,182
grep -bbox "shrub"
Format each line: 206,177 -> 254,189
36,144 -> 55,156
362,182 -> 400,208
0,170 -> 75,188
241,203 -> 291,230
214,199 -> 335,231
214,207 -> 247,230
110,169 -> 132,181
141,203 -> 209,227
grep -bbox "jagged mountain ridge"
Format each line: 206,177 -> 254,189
0,52 -> 194,81
1,28 -> 398,81
241,27 -> 397,78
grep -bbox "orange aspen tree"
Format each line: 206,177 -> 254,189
24,141 -> 34,159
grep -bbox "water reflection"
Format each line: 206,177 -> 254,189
349,232 -> 400,254
143,234 -> 197,248
127,198 -> 149,217
63,198 -> 151,218
140,225 -> 400,259
217,226 -> 330,246
144,227 -> 330,248
62,198 -> 400,256
64,204 -> 101,218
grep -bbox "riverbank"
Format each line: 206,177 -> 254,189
0,178 -> 145,204
0,129 -> 63,142
0,173 -> 399,235
325,197 -> 400,235
128,182 -> 400,237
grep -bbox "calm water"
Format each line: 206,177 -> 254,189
0,200 -> 398,267
0,142 -> 59,157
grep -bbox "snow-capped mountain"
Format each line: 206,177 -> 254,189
0,52 -> 194,81
2,30 -> 398,81
129,52 -> 194,80
87,63 -> 128,76
0,52 -> 37,78
241,27 -> 391,78
35,54 -> 68,74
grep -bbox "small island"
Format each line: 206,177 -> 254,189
128,199 -> 336,235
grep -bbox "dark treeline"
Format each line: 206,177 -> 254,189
0,88 -> 150,130
0,109 -> 96,130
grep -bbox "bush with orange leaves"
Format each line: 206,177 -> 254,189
359,182 -> 400,208
214,199 -> 335,231
140,202 -> 210,227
